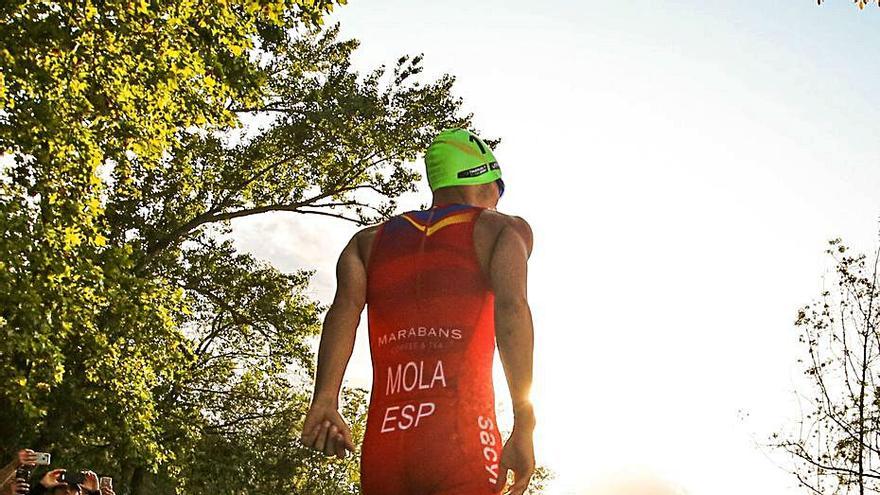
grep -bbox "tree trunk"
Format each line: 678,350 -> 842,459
130,466 -> 145,495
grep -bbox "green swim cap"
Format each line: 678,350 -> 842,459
424,128 -> 504,197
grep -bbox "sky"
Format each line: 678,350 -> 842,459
229,1 -> 880,493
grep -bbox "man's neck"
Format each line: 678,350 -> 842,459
431,196 -> 495,209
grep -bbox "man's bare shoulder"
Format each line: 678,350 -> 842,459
356,223 -> 382,237
510,214 -> 533,256
353,223 -> 384,264
480,210 -> 533,256
352,224 -> 381,243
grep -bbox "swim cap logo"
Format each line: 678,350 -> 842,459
457,164 -> 487,178
457,161 -> 499,179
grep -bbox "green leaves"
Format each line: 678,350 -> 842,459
1,0 -> 348,489
0,1 -> 495,493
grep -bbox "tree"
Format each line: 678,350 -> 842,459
172,387 -> 369,495
0,2 -> 483,493
770,235 -> 880,494
0,2 -> 554,493
817,0 -> 880,9
1,0 -> 344,428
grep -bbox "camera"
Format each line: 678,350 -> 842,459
34,452 -> 51,466
58,471 -> 87,486
14,467 -> 31,482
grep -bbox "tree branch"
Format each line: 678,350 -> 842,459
783,441 -> 880,480
203,410 -> 282,434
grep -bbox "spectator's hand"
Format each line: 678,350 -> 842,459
8,479 -> 30,495
39,469 -> 66,489
13,479 -> 30,495
100,486 -> 115,495
300,399 -> 356,459
15,450 -> 37,469
82,471 -> 98,492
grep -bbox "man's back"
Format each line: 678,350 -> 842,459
356,204 -> 530,281
358,202 -> 527,495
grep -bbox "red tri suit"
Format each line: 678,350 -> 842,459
361,202 -> 504,495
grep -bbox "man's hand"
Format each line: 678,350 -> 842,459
15,450 -> 36,469
39,469 -> 66,489
304,231 -> 365,460
494,428 -> 535,495
300,399 -> 356,459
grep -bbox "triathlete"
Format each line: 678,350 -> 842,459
301,128 -> 535,495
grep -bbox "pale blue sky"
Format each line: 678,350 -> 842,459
231,1 -> 880,493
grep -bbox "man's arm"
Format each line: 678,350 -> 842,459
491,216 -> 536,495
301,231 -> 366,458
311,232 -> 367,406
492,217 -> 535,427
